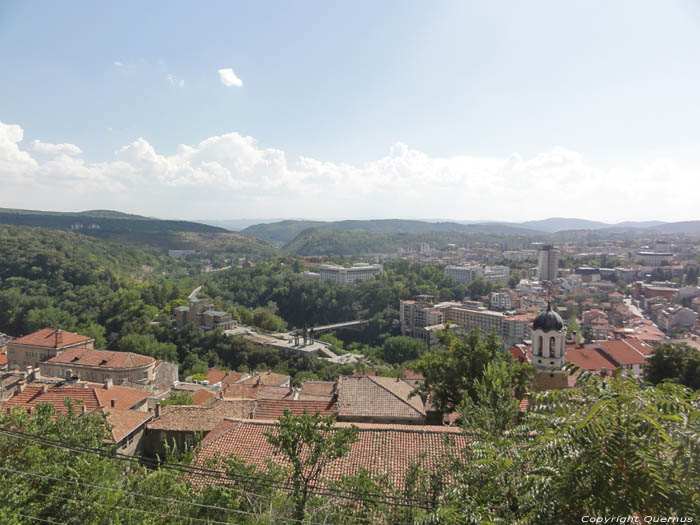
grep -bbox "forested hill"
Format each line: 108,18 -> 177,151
0,207 -> 225,234
282,228 -> 540,256
0,208 -> 278,256
244,219 -> 543,245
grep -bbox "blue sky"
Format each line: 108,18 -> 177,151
1,1 -> 699,222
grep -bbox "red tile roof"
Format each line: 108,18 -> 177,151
147,400 -> 255,432
205,368 -> 228,384
98,407 -> 152,443
300,381 -> 336,397
192,390 -> 217,406
220,383 -> 261,400
10,328 -> 93,349
47,348 -> 154,369
594,340 -> 647,365
238,371 -> 290,387
337,376 -> 425,420
253,399 -> 337,420
2,383 -> 149,413
256,385 -> 294,400
4,385 -> 101,414
193,419 -> 467,490
567,347 -> 620,374
93,385 -> 149,409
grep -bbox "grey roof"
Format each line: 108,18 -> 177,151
533,303 -> 564,331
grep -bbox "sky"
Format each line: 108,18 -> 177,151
1,0 -> 699,223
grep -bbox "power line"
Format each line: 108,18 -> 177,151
13,513 -> 66,525
0,465 -> 333,525
0,426 -> 434,509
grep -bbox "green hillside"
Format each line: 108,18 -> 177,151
0,208 -> 278,256
282,228 -> 538,256
244,218 -> 542,245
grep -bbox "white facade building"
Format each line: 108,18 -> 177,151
318,264 -> 383,285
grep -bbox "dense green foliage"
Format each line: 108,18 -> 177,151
282,228 -> 541,256
3,332 -> 698,524
645,342 -> 700,390
264,409 -> 358,520
244,218 -> 544,247
414,329 -> 533,413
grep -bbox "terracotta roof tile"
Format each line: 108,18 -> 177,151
337,376 -> 425,420
98,407 -> 152,443
192,390 -> 217,406
193,419 -> 467,490
147,400 -> 255,432
253,399 -> 337,420
238,371 -> 290,387
10,328 -> 93,349
299,381 -> 336,397
205,368 -> 228,384
93,385 -> 150,409
48,348 -> 154,369
220,384 -> 260,400
594,340 -> 647,365
567,347 -> 620,374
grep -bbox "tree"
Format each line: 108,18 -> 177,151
380,336 -> 427,364
432,375 -> 700,523
414,329 -> 532,414
645,342 -> 700,390
264,410 -> 358,521
458,360 -> 520,435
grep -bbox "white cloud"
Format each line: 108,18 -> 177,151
0,119 -> 695,222
167,73 -> 185,88
32,140 -> 82,156
218,68 -> 243,88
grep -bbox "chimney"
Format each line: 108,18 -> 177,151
104,378 -> 113,390
81,404 -> 87,415
110,399 -> 116,408
41,384 -> 49,393
55,328 -> 63,347
18,381 -> 26,393
155,402 -> 161,418
82,382 -> 89,389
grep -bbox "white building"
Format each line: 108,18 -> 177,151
318,264 -> 383,285
489,291 -> 512,310
445,265 -> 483,284
483,265 -> 510,286
537,245 -> 559,282
635,252 -> 674,266
445,264 -> 509,286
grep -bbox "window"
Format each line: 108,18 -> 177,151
184,434 -> 193,447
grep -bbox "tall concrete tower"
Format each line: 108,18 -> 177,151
537,244 -> 559,282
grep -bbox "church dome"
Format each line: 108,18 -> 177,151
533,302 -> 564,331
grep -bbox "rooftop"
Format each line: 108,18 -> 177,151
192,419 -> 467,490
47,348 -> 154,369
337,376 -> 425,419
10,328 -> 93,349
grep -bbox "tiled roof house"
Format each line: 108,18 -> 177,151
337,376 -> 426,425
191,419 -> 467,490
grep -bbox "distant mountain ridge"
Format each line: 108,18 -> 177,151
0,207 -> 278,256
242,219 -> 543,245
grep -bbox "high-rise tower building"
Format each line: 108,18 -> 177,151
537,244 -> 559,282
